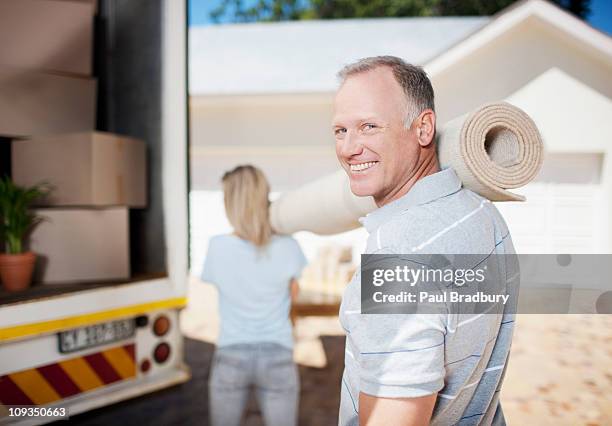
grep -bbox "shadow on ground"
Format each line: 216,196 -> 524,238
70,335 -> 345,425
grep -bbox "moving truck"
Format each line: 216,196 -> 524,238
0,1 -> 190,422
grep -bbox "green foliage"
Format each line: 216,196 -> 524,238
557,0 -> 590,18
209,0 -> 591,22
211,0 -> 305,22
436,0 -> 590,17
435,0 -> 519,16
0,177 -> 50,254
305,0 -> 439,19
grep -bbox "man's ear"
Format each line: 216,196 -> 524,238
416,110 -> 436,147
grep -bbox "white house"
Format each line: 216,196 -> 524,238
188,0 -> 612,272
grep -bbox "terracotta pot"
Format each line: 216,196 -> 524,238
0,251 -> 36,292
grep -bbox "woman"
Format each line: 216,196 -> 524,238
202,165 -> 307,426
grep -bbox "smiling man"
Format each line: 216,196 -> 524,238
333,56 -> 517,426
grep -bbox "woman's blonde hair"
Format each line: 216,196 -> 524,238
222,165 -> 273,247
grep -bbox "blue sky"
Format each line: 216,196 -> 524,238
589,0 -> 612,34
188,0 -> 612,35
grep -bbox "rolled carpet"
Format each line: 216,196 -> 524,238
270,170 -> 377,235
270,102 -> 543,235
437,102 -> 543,201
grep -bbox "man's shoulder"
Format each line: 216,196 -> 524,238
378,188 -> 510,253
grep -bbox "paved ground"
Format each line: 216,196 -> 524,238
500,314 -> 612,425
71,278 -> 612,425
72,335 -> 344,426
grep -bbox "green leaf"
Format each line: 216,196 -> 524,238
0,177 -> 52,254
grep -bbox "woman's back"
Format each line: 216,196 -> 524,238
205,165 -> 303,426
202,233 -> 307,349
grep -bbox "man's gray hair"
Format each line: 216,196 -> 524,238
337,56 -> 435,127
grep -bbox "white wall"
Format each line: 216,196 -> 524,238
505,67 -> 612,153
430,17 -> 612,124
190,94 -> 339,191
496,153 -> 607,253
503,68 -> 612,252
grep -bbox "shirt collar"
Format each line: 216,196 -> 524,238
359,167 -> 462,233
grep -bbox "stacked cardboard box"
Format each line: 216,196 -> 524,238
12,132 -> 147,208
0,0 -> 94,75
0,68 -> 96,137
1,0 -> 146,285
0,0 -> 96,136
30,208 -> 129,284
13,132 -> 147,284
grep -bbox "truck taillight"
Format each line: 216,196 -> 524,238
153,315 -> 170,336
154,342 -> 171,364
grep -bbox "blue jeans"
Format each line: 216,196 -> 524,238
209,342 -> 299,426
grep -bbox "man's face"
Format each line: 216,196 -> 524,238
332,67 -> 421,205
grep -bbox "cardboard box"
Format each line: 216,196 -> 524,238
29,207 -> 129,284
54,0 -> 98,14
0,67 -> 96,137
12,132 -> 147,207
0,0 -> 95,75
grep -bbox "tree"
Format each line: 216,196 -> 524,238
557,0 -> 590,18
436,0 -> 522,16
209,0 -> 591,23
304,0 -> 440,19
210,0 -> 305,22
436,0 -> 590,17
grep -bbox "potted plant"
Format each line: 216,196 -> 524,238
0,177 -> 49,292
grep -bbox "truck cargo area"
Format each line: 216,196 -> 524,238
0,0 -> 173,305
0,273 -> 167,306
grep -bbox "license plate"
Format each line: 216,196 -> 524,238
58,319 -> 136,354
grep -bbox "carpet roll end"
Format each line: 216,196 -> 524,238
438,102 -> 544,202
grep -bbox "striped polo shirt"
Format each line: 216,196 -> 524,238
339,167 -> 518,426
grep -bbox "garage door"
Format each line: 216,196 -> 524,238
495,153 -> 607,253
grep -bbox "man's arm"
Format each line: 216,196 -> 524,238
359,392 -> 437,426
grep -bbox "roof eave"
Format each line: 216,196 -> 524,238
424,0 -> 612,77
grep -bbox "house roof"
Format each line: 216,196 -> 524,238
426,0 -> 612,77
188,17 -> 489,95
506,67 -> 612,152
188,0 -> 612,97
